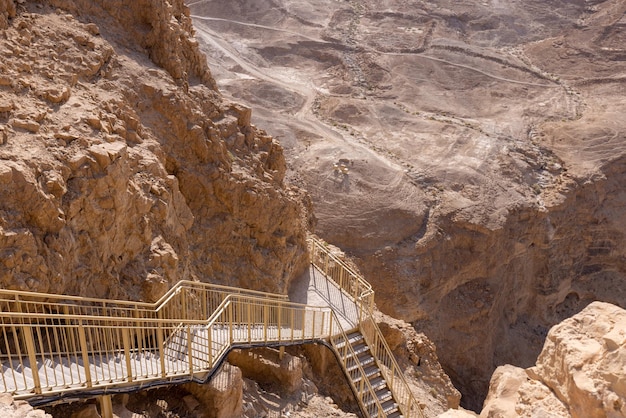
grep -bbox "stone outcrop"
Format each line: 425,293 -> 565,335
183,363 -> 244,418
228,347 -> 303,395
480,365 -> 569,418
481,301 -> 626,417
0,393 -> 51,418
0,0 -> 309,299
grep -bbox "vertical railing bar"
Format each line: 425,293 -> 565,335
34,323 -> 50,390
187,324 -> 193,377
122,326 -> 133,383
157,312 -> 166,378
22,325 -> 42,394
77,320 -> 92,388
1,324 -> 13,392
247,302 -> 251,343
13,297 -> 29,391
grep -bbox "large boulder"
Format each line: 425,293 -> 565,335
481,301 -> 626,417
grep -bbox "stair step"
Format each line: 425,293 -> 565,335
343,349 -> 373,364
365,389 -> 392,407
375,388 -> 393,403
381,399 -> 398,413
368,375 -> 387,390
335,332 -> 364,348
351,342 -> 370,356
386,408 -> 402,418
345,355 -> 375,371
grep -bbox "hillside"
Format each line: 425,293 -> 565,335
188,0 -> 626,409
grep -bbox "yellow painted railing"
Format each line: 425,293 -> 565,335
0,236 -> 423,418
0,289 -> 329,401
309,236 -> 424,418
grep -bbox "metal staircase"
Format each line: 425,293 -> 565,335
335,331 -> 402,418
0,236 -> 424,418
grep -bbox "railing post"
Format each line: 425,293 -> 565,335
77,320 -> 93,387
207,325 -> 213,367
228,302 -> 233,344
187,325 -> 194,376
22,325 -> 42,394
247,303 -> 252,343
157,311 -> 166,378
328,311 -> 333,338
277,304 -> 282,341
122,326 -> 133,382
290,309 -> 294,342
263,304 -> 268,342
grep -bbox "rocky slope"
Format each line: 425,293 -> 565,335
187,0 -> 626,408
0,0 -> 310,300
481,301 -> 626,417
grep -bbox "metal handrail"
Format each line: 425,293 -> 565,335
328,311 -> 388,417
0,284 -> 332,401
309,235 -> 423,418
0,280 -> 288,320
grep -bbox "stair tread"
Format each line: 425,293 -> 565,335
335,333 -> 365,348
386,410 -> 402,418
346,356 -> 375,371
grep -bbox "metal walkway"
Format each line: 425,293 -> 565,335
0,237 -> 424,418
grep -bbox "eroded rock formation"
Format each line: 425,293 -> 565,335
481,301 -> 626,417
0,0 -> 310,299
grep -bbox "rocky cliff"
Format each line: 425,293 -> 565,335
0,0 -> 310,300
481,301 -> 626,417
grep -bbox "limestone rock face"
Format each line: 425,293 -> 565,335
228,347 -> 303,394
0,393 -> 51,418
531,301 -> 626,418
0,0 -> 309,298
183,364 -> 244,418
481,302 -> 626,418
480,365 -> 569,418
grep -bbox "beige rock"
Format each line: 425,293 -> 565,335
40,85 -> 71,103
481,302 -> 626,418
228,347 -> 303,394
11,118 -> 40,133
183,363 -> 243,418
439,409 -> 479,417
0,395 -> 51,418
531,302 -> 626,418
0,0 -> 16,30
480,365 -> 569,418
0,0 -> 309,299
0,100 -> 14,112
